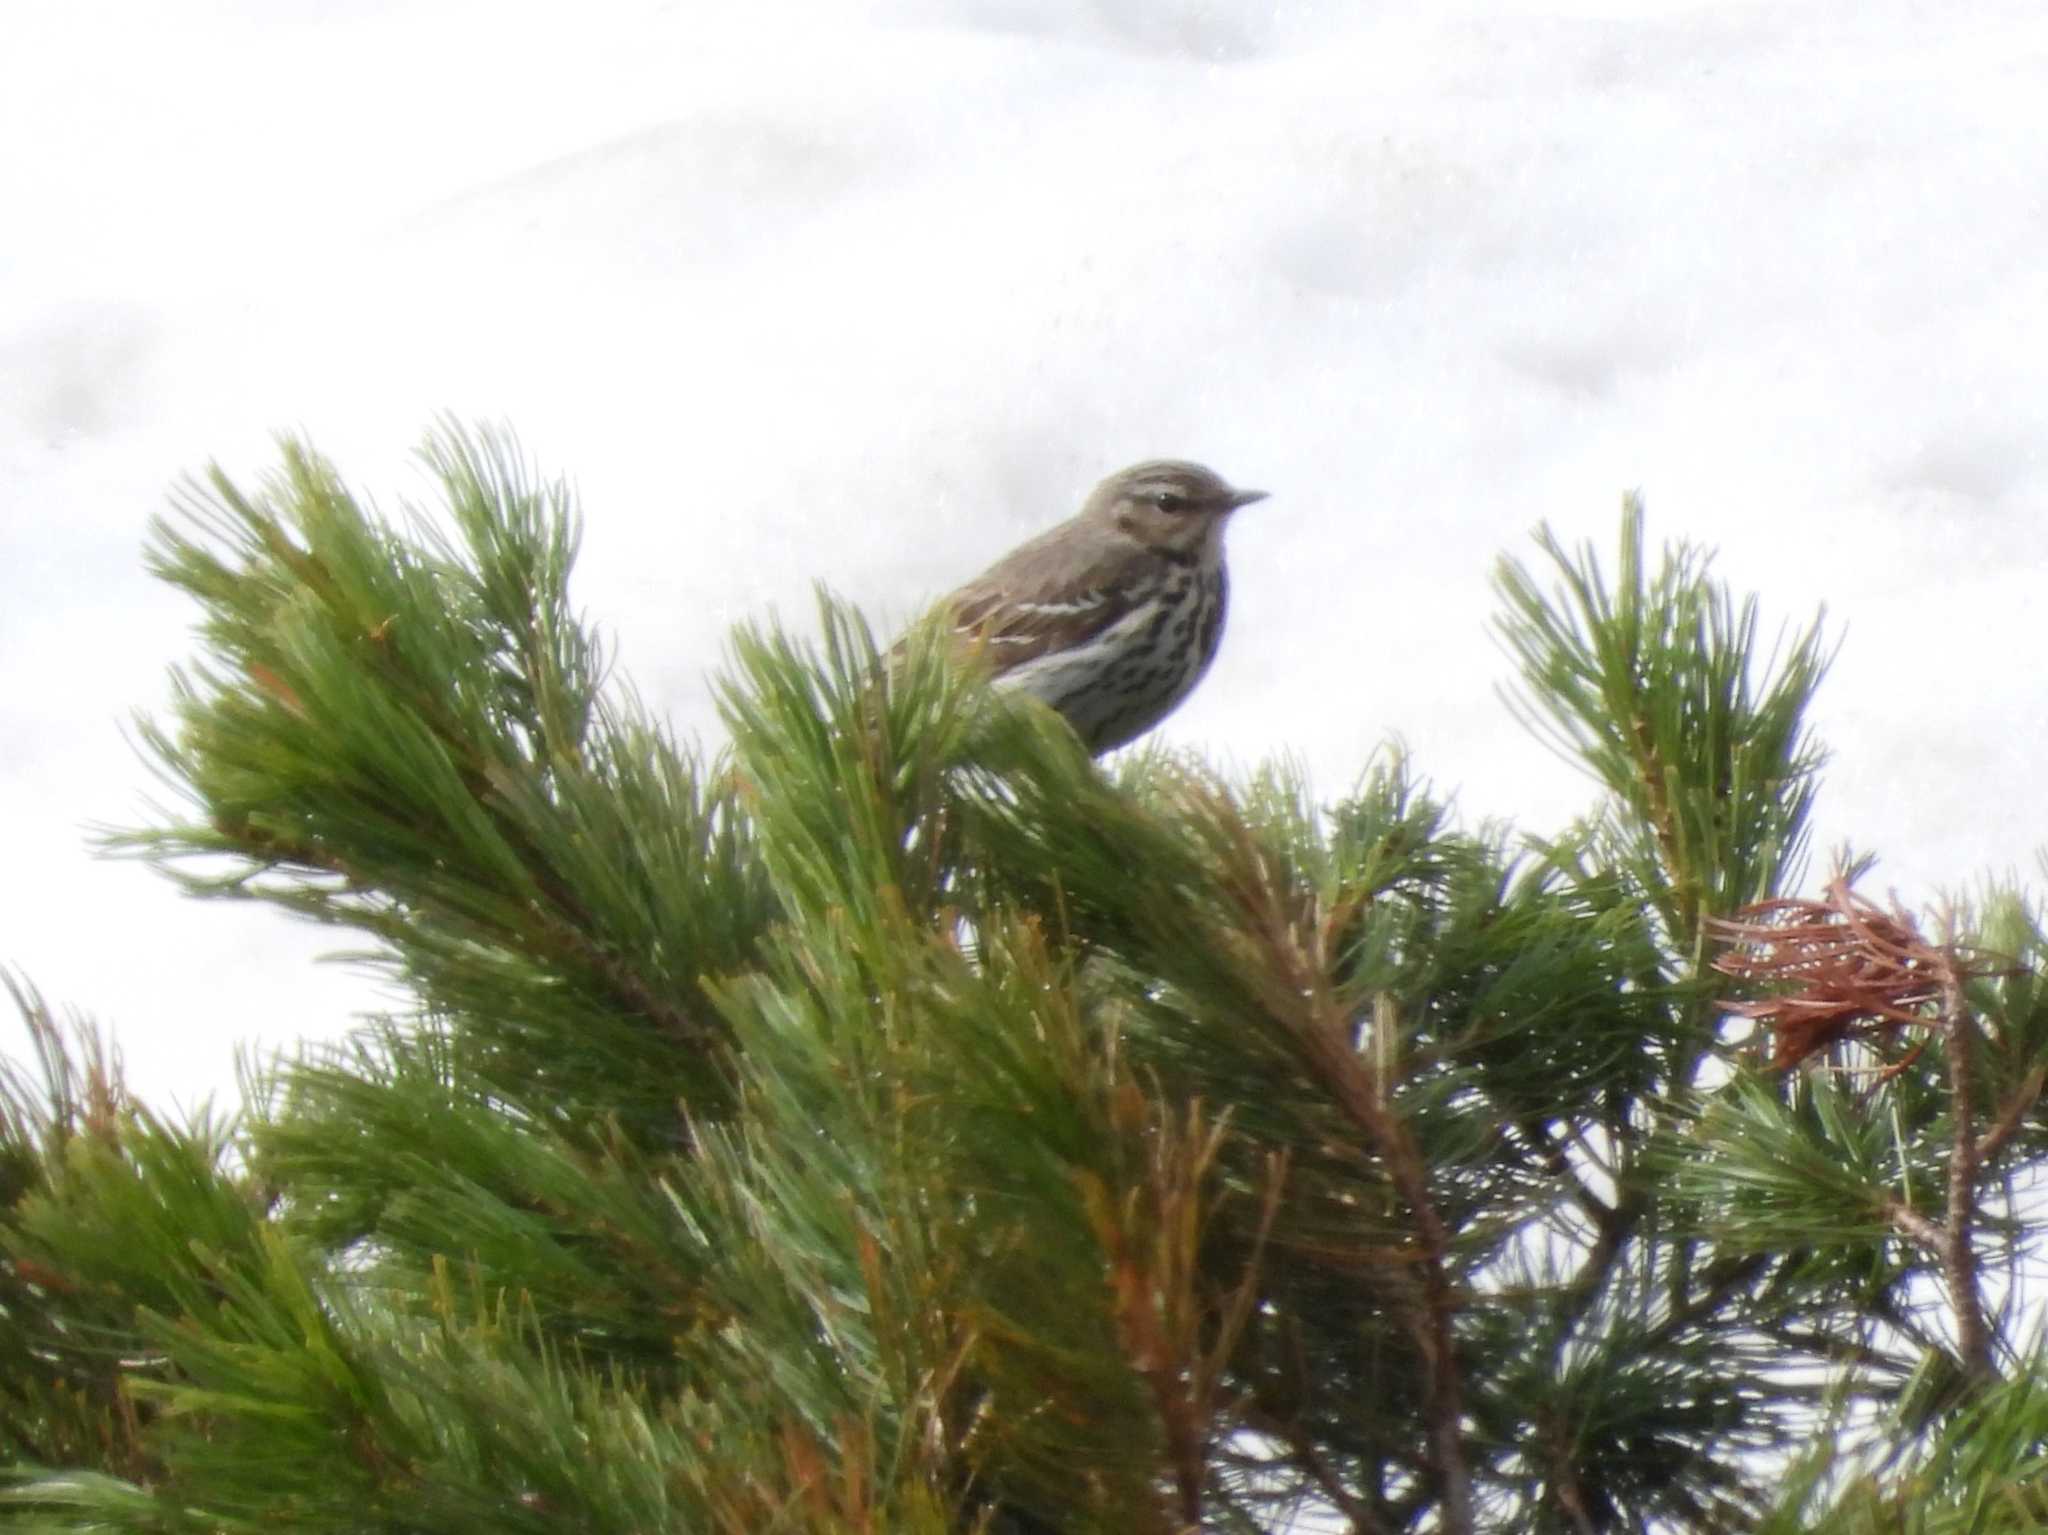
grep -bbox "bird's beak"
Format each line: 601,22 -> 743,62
1225,487 -> 1269,511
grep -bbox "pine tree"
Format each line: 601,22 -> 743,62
4,425 -> 2046,1532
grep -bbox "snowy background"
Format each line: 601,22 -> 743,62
4,0 -> 2045,1112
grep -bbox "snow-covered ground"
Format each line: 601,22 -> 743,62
4,0 -> 2044,1110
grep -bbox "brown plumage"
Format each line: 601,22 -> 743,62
933,460 -> 1266,754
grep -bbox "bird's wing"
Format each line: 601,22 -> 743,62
940,524 -> 1143,671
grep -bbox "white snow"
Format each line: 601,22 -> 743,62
3,0 -> 2045,1109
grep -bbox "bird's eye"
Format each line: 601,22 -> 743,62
1152,491 -> 1188,513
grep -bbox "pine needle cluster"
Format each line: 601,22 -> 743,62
4,427 -> 2046,1533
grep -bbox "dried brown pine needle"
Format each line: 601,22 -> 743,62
1709,877 -> 1959,1071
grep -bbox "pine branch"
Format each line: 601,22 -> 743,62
21,430 -> 2048,1532
1713,881 -> 2005,1389
114,427 -> 768,1137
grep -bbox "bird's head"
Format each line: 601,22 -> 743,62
1086,460 -> 1267,558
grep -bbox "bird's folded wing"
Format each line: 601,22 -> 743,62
944,574 -> 1140,669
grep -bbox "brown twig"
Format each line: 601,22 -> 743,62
1305,999 -> 1472,1535
1641,1251 -> 1771,1353
1514,1117 -> 1621,1244
1758,1322 -> 1913,1384
1196,796 -> 1474,1532
1551,1453 -> 1602,1535
1877,1141 -> 1996,1381
1083,1101 -> 1285,1534
1976,1063 -> 2047,1166
1938,976 -> 1996,1382
1237,1406 -> 1395,1535
1880,1194 -> 1947,1255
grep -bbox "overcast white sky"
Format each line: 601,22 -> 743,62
4,0 -> 2045,1113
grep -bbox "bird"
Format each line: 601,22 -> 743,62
929,460 -> 1267,755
